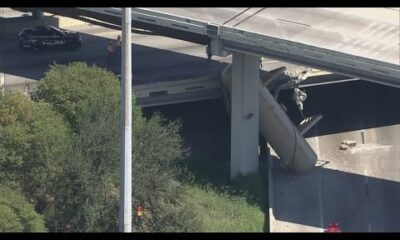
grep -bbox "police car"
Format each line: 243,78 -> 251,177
18,26 -> 82,51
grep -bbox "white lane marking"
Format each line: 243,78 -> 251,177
264,60 -> 280,64
368,223 -> 372,232
275,18 -> 311,27
364,169 -> 369,184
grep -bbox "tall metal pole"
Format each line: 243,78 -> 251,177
119,7 -> 132,233
0,8 -> 4,95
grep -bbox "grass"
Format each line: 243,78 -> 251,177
183,153 -> 269,232
144,99 -> 269,232
186,184 -> 265,232
177,99 -> 269,232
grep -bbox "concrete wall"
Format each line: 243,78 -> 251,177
0,16 -> 59,39
57,15 -> 88,28
0,13 -> 89,40
222,64 -> 317,174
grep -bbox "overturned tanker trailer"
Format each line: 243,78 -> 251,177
221,64 -> 318,173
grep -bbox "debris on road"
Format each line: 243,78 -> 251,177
340,140 -> 357,150
339,144 -> 348,150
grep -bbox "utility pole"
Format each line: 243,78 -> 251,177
0,8 -> 4,95
119,7 -> 132,233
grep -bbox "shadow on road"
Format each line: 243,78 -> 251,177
272,81 -> 400,232
271,160 -> 400,232
4,13 -> 400,233
278,80 -> 400,137
144,98 -> 270,231
145,80 -> 400,232
0,23 -> 227,85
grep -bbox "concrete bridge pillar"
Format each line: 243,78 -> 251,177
230,52 -> 260,180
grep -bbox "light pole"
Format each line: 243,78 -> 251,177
119,7 -> 132,233
0,8 -> 4,95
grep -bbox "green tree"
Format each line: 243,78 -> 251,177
36,62 -> 200,232
0,93 -> 73,213
133,113 -> 199,232
35,62 -> 120,133
44,97 -> 123,232
0,184 -> 47,232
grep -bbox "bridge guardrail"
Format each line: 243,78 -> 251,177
73,7 -> 400,87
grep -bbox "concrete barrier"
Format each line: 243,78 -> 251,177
0,14 -> 92,42
268,154 -> 275,232
2,79 -> 38,96
0,16 -> 59,40
0,72 -> 4,95
56,15 -> 88,28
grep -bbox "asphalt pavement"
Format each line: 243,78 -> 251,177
0,9 -> 320,94
0,10 -> 229,91
271,80 -> 400,232
2,8 -> 400,232
149,8 -> 400,65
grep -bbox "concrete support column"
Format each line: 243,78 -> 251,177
32,10 -> 43,19
230,52 -> 260,180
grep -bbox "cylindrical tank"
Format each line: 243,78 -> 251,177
222,64 -> 317,173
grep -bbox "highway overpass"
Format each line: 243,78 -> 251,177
10,7 -> 400,178
13,8 -> 399,87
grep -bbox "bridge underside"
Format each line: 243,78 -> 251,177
9,8 -> 398,179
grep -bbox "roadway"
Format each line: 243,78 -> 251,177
0,7 -> 29,18
149,8 -> 400,65
3,8 -> 400,232
0,17 -> 228,86
0,10 -> 232,105
270,80 -> 400,232
12,7 -> 399,87
1,8 -> 341,105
